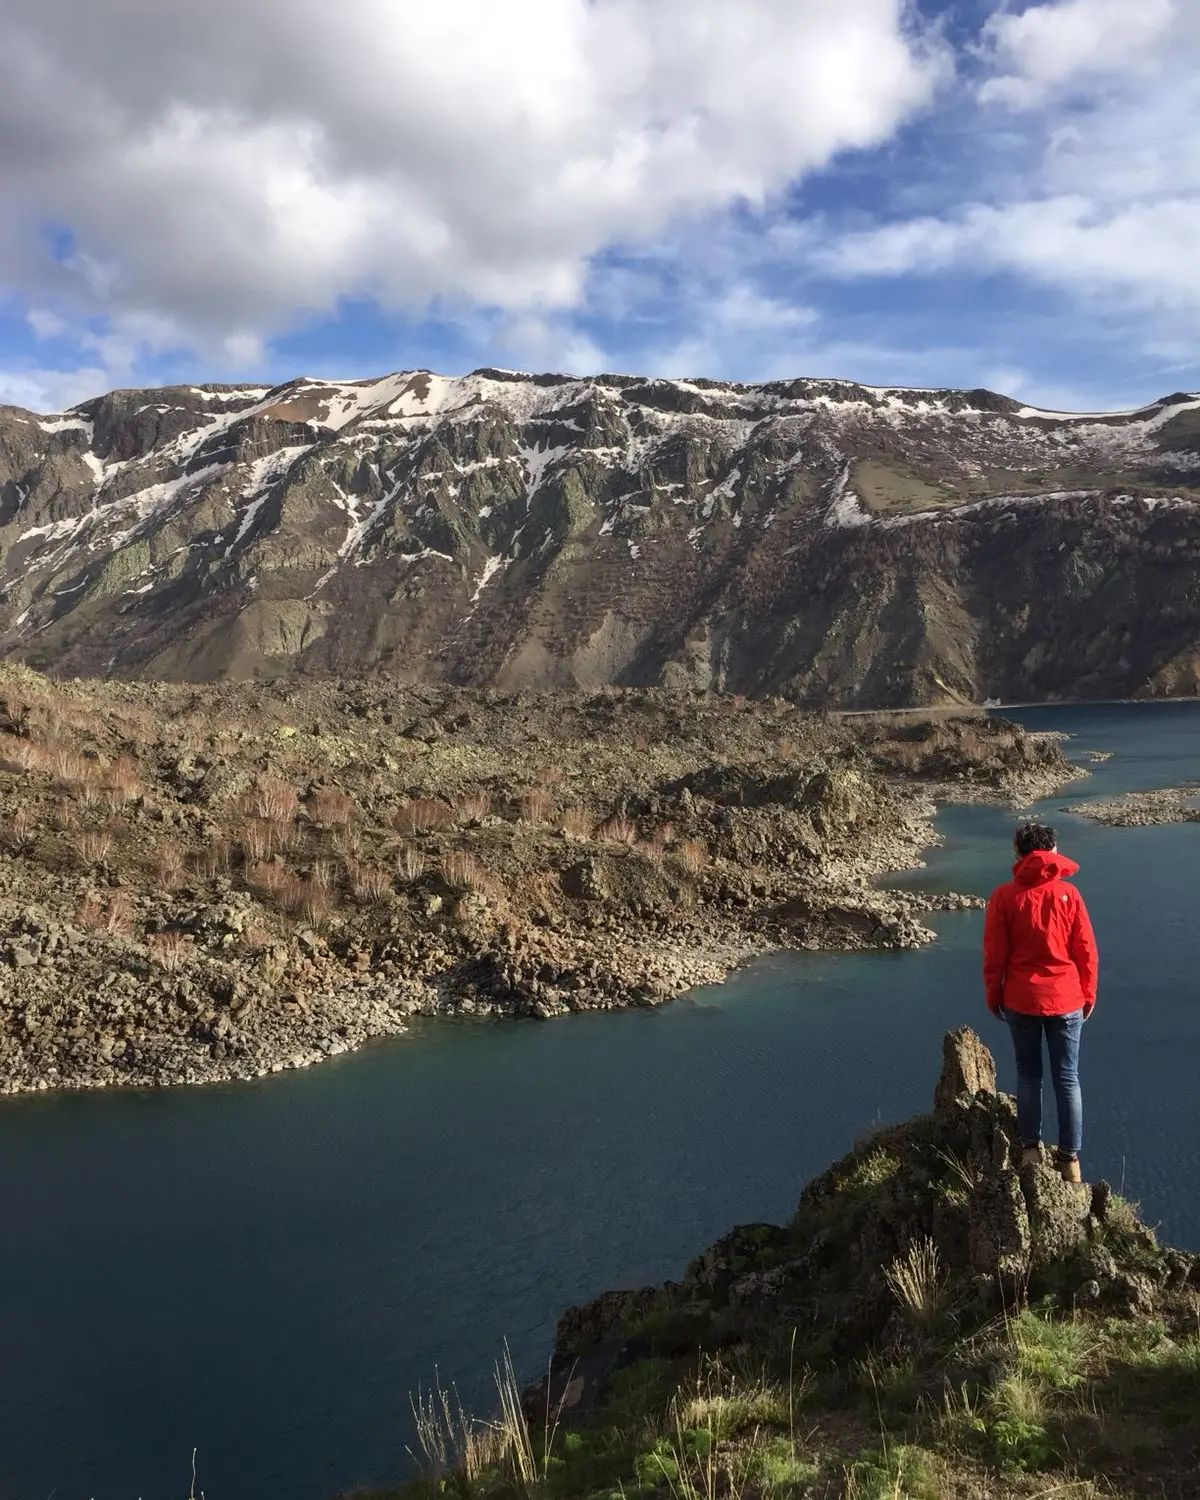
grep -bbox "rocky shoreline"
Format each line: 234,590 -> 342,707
0,670 -> 1078,1095
1065,784 -> 1200,827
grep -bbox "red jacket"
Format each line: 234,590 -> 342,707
983,851 -> 1098,1016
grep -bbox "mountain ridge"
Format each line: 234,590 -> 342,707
2,368 -> 1199,703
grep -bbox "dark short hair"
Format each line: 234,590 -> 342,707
1014,823 -> 1056,857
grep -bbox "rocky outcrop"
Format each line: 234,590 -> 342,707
2,372 -> 1200,704
533,1031 -> 1198,1418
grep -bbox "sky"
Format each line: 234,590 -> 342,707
1,0 -> 1197,413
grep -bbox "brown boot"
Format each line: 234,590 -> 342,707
1056,1154 -> 1082,1184
1021,1146 -> 1042,1169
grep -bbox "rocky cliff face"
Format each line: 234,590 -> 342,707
2,369 -> 1199,704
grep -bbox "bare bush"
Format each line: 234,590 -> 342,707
310,859 -> 338,891
247,859 -> 289,898
192,841 -> 232,881
308,786 -> 355,827
254,777 -> 299,823
396,846 -> 426,882
76,829 -> 113,867
241,819 -> 278,862
519,787 -> 554,823
598,814 -> 638,845
393,797 -> 453,835
76,892 -> 133,934
147,931 -> 194,972
651,821 -> 676,848
536,764 -> 565,788
453,789 -> 491,824
155,843 -> 186,891
0,809 -> 36,853
102,755 -> 142,808
50,798 -> 76,832
0,737 -> 46,774
286,878 -> 331,925
331,825 -> 364,860
442,851 -> 489,892
349,862 -> 392,903
559,805 -> 595,840
677,838 -> 708,874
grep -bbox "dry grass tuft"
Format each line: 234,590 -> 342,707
884,1236 -> 945,1324
248,859 -> 289,898
192,841 -> 232,881
76,891 -> 135,935
155,844 -> 187,892
147,930 -> 194,972
393,797 -> 453,835
349,863 -> 392,903
677,838 -> 708,874
442,850 -> 489,892
396,845 -> 426,882
254,777 -> 299,823
0,809 -> 36,853
76,828 -> 114,867
308,786 -> 355,827
519,787 -> 554,823
599,814 -> 638,845
453,789 -> 491,824
559,805 -> 595,840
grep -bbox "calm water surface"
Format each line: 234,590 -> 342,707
1,704 -> 1198,1500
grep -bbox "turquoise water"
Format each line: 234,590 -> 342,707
1,704 -> 1198,1500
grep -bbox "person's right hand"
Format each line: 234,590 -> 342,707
1082,1001 -> 1095,1020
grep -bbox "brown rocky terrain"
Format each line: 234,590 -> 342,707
0,666 -> 1074,1093
385,1032 -> 1200,1500
2,370 -> 1200,704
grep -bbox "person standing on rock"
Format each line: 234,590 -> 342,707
983,822 -> 1098,1184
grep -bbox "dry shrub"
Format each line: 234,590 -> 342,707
102,755 -> 142,808
331,825 -> 364,860
453,789 -> 491,824
155,843 -> 186,891
397,845 -> 426,882
76,828 -> 113,867
0,809 -> 36,853
309,786 -> 355,827
349,863 -> 392,903
310,859 -> 338,891
247,859 -> 289,898
192,841 -> 232,881
0,737 -> 46,774
50,798 -> 76,832
286,878 -> 331,925
393,797 -> 453,835
676,838 -> 708,874
442,850 -> 488,892
241,819 -> 278,862
559,805 -> 595,840
650,821 -> 676,849
147,930 -> 194,972
519,787 -> 554,823
254,778 -> 299,823
599,814 -> 638,845
76,891 -> 133,934
537,764 -> 565,788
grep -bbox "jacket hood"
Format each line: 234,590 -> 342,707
1012,849 -> 1079,885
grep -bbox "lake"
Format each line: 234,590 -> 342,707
1,703 -> 1198,1499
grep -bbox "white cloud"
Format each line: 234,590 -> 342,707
0,364 -> 112,412
0,0 -> 945,364
979,0 -> 1177,109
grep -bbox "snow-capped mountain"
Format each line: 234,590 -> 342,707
2,367 -> 1199,704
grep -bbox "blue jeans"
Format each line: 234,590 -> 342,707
1003,1009 -> 1084,1157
